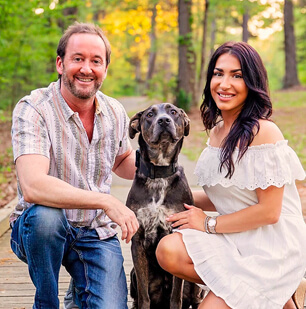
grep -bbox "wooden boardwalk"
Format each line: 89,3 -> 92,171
0,228 -> 134,308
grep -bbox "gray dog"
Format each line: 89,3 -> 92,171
126,103 -> 204,309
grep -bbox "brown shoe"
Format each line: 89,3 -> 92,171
293,278 -> 306,309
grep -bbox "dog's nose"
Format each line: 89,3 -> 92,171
157,116 -> 171,127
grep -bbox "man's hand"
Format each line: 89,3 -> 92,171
104,197 -> 139,243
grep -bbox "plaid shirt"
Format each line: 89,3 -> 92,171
11,80 -> 131,239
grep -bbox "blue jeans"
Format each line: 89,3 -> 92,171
10,205 -> 128,309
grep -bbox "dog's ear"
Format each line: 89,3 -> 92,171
129,111 -> 144,139
180,109 -> 190,136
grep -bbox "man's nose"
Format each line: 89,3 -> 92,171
80,60 -> 93,74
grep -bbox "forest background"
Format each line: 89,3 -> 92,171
0,0 -> 305,207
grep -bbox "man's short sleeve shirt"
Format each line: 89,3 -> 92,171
11,80 -> 131,239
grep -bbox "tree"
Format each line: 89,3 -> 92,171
177,0 -> 196,111
196,0 -> 209,104
145,1 -> 158,90
283,0 -> 300,88
242,10 -> 249,42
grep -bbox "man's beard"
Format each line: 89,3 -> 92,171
61,70 -> 102,100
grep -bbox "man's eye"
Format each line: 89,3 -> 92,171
93,59 -> 102,65
74,57 -> 82,62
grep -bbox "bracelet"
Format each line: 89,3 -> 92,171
204,216 -> 211,233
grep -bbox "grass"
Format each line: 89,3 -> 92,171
182,89 -> 306,172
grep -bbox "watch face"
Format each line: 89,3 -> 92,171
208,218 -> 216,227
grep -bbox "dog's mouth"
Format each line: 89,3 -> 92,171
150,130 -> 179,144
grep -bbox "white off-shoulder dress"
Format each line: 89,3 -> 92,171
178,140 -> 306,309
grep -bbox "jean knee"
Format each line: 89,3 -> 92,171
27,205 -> 67,238
18,205 -> 68,245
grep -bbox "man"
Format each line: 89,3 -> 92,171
10,22 -> 139,308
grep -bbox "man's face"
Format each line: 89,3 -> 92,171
56,33 -> 108,100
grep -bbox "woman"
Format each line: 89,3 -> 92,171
156,42 -> 306,309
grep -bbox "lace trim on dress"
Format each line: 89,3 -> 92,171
194,140 -> 305,190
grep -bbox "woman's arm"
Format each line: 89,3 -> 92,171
169,184 -> 284,233
214,185 -> 284,233
169,120 -> 286,233
193,190 -> 216,211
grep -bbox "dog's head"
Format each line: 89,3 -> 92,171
129,103 -> 190,147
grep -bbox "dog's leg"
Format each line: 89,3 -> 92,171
131,241 -> 151,309
170,276 -> 183,309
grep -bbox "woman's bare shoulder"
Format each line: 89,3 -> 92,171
251,119 -> 284,146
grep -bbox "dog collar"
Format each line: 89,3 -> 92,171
135,150 -> 178,179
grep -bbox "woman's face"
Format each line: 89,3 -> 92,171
210,53 -> 248,117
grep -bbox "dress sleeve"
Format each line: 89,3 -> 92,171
195,140 -> 305,190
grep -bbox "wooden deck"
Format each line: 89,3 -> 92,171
0,229 -> 134,308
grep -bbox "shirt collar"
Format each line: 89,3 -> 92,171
55,80 -> 106,121
95,97 -> 106,115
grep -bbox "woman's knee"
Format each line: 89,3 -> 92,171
156,233 -> 183,272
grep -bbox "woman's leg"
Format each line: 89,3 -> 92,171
157,233 -> 232,308
283,297 -> 297,309
199,291 -> 231,309
156,232 -> 202,284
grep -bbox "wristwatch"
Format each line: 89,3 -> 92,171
207,216 -> 218,234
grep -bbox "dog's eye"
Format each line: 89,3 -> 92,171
147,112 -> 154,118
170,109 -> 177,115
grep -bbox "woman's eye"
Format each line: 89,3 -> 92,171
233,74 -> 243,79
213,72 -> 222,77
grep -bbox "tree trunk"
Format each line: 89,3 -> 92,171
210,15 -> 216,57
283,0 -> 300,88
57,0 -> 78,31
145,2 -> 157,90
177,0 -> 196,111
196,0 -> 209,105
242,12 -> 249,42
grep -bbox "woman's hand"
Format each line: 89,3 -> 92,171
166,204 -> 207,232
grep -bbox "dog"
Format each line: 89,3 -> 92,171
126,103 -> 204,309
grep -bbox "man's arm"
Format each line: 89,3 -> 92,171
16,154 -> 139,242
112,148 -> 136,180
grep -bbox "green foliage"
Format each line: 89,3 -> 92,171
176,89 -> 192,111
0,147 -> 14,185
0,0 -> 305,113
146,73 -> 177,102
0,110 -> 11,122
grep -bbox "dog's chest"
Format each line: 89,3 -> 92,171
136,178 -> 176,243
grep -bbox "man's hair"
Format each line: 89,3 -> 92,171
57,22 -> 111,66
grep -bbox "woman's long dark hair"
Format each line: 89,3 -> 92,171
200,41 -> 272,178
